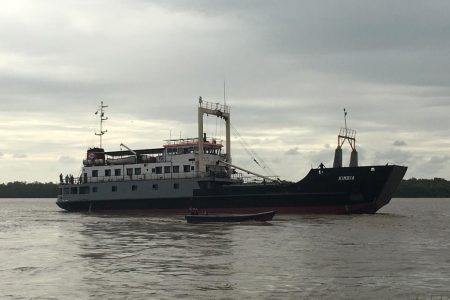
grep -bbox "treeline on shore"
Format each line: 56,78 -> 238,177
0,182 -> 58,198
393,177 -> 450,198
0,178 -> 449,198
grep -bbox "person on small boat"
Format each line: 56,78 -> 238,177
189,207 -> 199,215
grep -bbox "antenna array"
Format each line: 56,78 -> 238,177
94,101 -> 108,148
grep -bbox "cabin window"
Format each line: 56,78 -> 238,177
132,185 -> 138,191
191,166 -> 195,171
174,183 -> 179,189
164,166 -> 171,173
152,184 -> 158,190
58,188 -> 62,195
155,167 -> 162,174
79,186 -> 89,194
173,166 -> 179,173
126,168 -> 133,176
92,170 -> 98,177
183,165 -> 190,172
112,186 -> 117,192
92,186 -> 98,193
71,187 -> 78,194
151,168 -> 156,173
63,188 -> 69,194
115,169 -> 121,176
105,169 -> 111,177
135,168 -> 141,175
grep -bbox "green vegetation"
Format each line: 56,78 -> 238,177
394,178 -> 450,198
0,178 -> 449,198
0,182 -> 58,198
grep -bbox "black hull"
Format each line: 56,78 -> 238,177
56,165 -> 407,214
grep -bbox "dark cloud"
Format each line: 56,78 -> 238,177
285,147 -> 300,156
393,140 -> 407,147
152,0 -> 450,87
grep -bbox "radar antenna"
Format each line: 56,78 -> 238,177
94,101 -> 108,148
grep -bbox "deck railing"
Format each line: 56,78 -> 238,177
199,100 -> 230,114
59,172 -> 279,186
60,172 -> 207,185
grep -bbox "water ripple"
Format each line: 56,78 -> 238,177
1,198 -> 450,299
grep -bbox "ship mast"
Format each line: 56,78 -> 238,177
95,101 -> 108,148
344,108 -> 348,130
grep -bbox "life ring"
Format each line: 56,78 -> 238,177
88,153 -> 95,160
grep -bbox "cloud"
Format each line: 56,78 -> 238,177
393,140 -> 407,146
413,155 -> 450,179
373,149 -> 412,166
428,156 -> 450,165
58,156 -> 79,163
13,153 -> 27,159
285,147 -> 300,155
0,1 -> 448,181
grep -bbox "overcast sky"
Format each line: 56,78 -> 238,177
0,0 -> 449,183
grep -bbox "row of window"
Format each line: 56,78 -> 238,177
61,183 -> 181,195
91,165 -> 194,177
108,183 -> 179,192
166,147 -> 220,155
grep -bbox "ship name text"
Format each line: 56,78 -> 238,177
338,176 -> 355,181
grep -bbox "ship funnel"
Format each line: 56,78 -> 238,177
333,146 -> 343,168
349,149 -> 358,167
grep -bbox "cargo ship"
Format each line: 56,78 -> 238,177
56,99 -> 407,214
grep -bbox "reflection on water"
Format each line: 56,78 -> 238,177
0,198 -> 450,299
78,216 -> 237,298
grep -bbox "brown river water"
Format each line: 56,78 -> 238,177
0,198 -> 449,299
